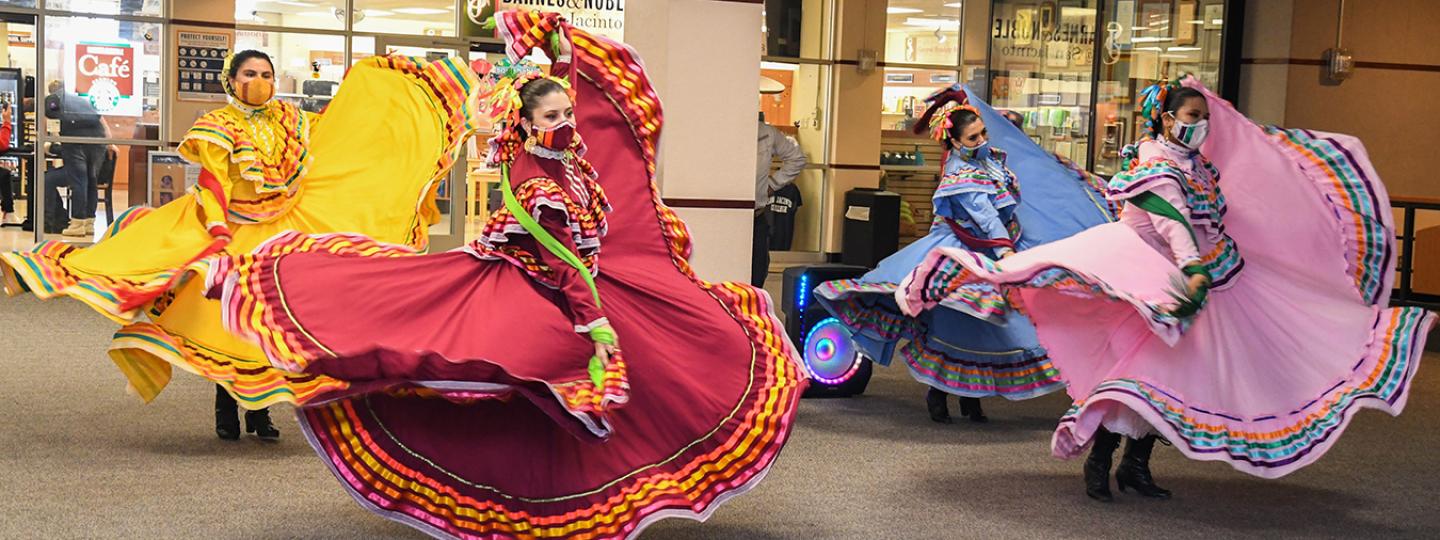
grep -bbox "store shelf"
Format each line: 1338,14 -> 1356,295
881,164 -> 939,173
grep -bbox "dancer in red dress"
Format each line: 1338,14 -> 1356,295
212,11 -> 806,539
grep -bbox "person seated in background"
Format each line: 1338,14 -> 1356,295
0,103 -> 17,225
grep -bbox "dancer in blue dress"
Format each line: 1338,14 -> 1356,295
814,85 -> 1113,422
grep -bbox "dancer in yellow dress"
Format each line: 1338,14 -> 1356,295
0,49 -> 482,439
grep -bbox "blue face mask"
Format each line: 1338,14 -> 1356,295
958,140 -> 990,161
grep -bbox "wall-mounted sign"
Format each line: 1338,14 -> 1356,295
176,30 -> 230,102
69,41 -> 140,116
885,73 -> 915,84
929,73 -> 957,84
463,0 -> 625,43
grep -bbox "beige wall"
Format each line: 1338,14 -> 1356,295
1241,0 -> 1440,199
627,0 -> 761,282
168,1 -> 237,143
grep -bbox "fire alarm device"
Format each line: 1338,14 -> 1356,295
1324,48 -> 1354,82
857,49 -> 878,74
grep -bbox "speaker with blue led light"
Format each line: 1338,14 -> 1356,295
781,264 -> 873,398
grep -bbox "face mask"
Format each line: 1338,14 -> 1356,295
531,119 -> 576,152
1168,115 -> 1209,149
957,139 -> 989,160
235,78 -> 274,107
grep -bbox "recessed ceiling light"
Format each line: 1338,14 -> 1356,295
903,17 -> 960,30
393,7 -> 449,15
944,2 -> 963,7
887,7 -> 923,14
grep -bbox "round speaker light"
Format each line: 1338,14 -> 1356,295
803,318 -> 863,385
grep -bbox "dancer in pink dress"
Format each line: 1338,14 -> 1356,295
899,77 -> 1433,501
209,11 -> 806,538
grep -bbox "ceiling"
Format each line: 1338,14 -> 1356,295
240,0 -> 456,25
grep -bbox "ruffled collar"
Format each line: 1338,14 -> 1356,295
227,95 -> 273,118
1156,135 -> 1200,159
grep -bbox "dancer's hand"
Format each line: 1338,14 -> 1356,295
1185,273 -> 1209,297
592,323 -> 619,364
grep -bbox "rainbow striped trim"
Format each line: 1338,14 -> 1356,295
0,238 -> 213,325
1055,307 -> 1433,478
818,278 -> 1008,326
272,11 -> 806,539
367,54 -> 484,251
815,279 -> 1062,399
109,321 -> 350,408
217,230 -> 631,428
899,340 -> 1062,400
1263,126 -> 1393,305
179,99 -> 313,200
1109,154 -> 1243,286
897,246 -> 1186,343
300,279 -> 801,539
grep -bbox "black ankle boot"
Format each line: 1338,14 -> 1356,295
215,385 -> 240,441
926,387 -> 953,424
1116,435 -> 1171,499
1084,429 -> 1122,502
957,397 -> 988,423
245,408 -> 281,440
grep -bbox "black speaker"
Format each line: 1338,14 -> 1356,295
841,188 -> 901,268
781,264 -> 874,398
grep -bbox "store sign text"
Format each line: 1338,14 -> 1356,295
992,15 -> 1094,65
73,42 -> 138,115
79,52 -> 132,81
474,0 -> 626,40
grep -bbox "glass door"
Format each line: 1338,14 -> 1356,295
375,36 -> 469,251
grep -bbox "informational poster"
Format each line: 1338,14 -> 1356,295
69,41 -> 141,116
177,30 -> 230,102
148,151 -> 200,207
463,0 -> 626,43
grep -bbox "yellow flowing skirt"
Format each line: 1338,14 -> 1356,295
0,55 -> 481,408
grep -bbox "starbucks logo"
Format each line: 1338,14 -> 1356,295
87,78 -> 123,113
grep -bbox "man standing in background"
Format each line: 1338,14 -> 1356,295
45,80 -> 108,237
754,113 -> 806,287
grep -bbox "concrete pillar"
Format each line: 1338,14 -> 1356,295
1236,0 -> 1292,125
821,0 -> 887,254
626,0 -> 763,282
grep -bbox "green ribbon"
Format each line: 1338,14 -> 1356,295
1129,191 -> 1210,317
499,163 -> 611,386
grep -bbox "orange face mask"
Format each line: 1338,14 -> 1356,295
234,78 -> 274,107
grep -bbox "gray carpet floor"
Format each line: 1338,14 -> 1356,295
3,293 -> 1439,539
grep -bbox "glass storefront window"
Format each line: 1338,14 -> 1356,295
760,60 -> 829,164
884,0 -> 961,65
1091,0 -> 1227,175
235,31 -> 344,114
881,66 -> 958,131
47,0 -> 163,17
762,0 -> 831,60
0,0 -> 36,8
987,0 -> 1097,166
235,0 -> 347,31
760,60 -> 829,253
354,0 -> 456,37
36,143 -> 160,243
43,16 -> 163,141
